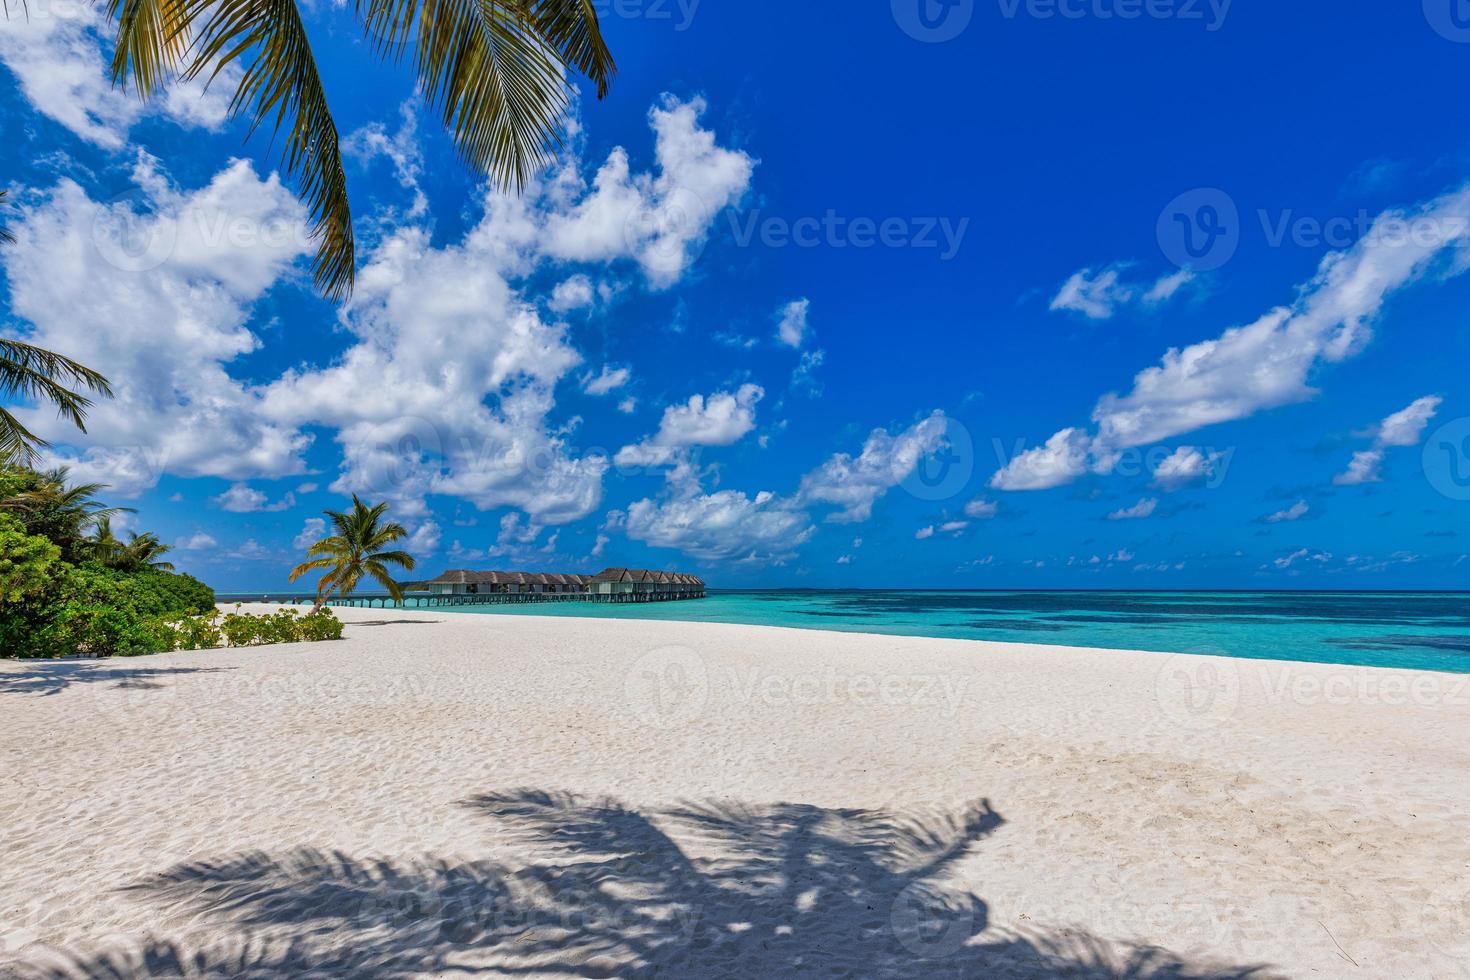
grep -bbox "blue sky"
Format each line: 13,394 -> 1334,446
3,1 -> 1470,590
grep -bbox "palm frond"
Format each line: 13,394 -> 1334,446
110,0 -> 357,299
287,556 -> 338,581
107,0 -> 193,96
0,339 -> 114,432
375,0 -> 577,191
0,189 -> 14,246
364,561 -> 405,600
366,548 -> 416,570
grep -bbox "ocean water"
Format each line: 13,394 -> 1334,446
384,590 -> 1470,674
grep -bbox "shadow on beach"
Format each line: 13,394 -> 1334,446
0,663 -> 233,698
8,791 -> 1276,979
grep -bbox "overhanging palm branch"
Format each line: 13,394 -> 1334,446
0,189 -> 14,246
106,0 -> 616,301
288,495 -> 416,608
0,340 -> 114,466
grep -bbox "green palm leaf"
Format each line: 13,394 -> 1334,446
288,495 -> 419,608
107,0 -> 615,301
0,340 -> 113,467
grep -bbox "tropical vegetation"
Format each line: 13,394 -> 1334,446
289,495 -> 416,610
104,0 -> 617,299
0,465 -> 345,657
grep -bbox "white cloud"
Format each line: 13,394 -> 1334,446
406,521 -> 442,555
990,427 -> 1096,491
617,397 -> 637,414
790,349 -> 825,396
540,96 -> 754,288
591,533 -> 609,558
1049,264 -> 1194,320
291,518 -> 327,552
836,554 -> 854,564
615,384 -> 762,466
213,482 -> 295,513
1151,446 -> 1226,491
1107,497 -> 1158,520
798,411 -> 949,522
1335,395 -> 1442,485
1335,449 -> 1385,487
0,5 -> 235,149
344,101 -> 427,220
962,497 -> 998,519
174,532 -> 217,551
1003,185 -> 1470,490
914,525 -> 935,540
1273,547 -> 1331,569
623,488 -> 812,563
9,156 -> 315,496
581,365 -> 631,396
1375,395 -> 1442,446
549,274 -> 596,312
776,298 -> 810,348
938,520 -> 969,534
1263,500 -> 1310,523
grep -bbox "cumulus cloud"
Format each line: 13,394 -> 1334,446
999,185 -> 1470,491
1049,264 -> 1195,320
406,521 -> 442,555
213,483 -> 296,513
623,488 -> 813,563
799,411 -> 949,522
582,366 -> 631,396
990,427 -> 1096,491
776,298 -> 810,348
549,274 -> 596,312
291,518 -> 327,552
0,5 -> 235,148
540,96 -> 754,288
9,156 -> 315,496
1336,395 -> 1442,485
174,532 -> 218,551
962,497 -> 998,519
344,101 -> 427,220
1107,497 -> 1158,520
615,384 -> 763,467
1263,500 -> 1310,523
1151,446 -> 1228,491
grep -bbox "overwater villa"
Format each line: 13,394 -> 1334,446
421,568 -> 706,603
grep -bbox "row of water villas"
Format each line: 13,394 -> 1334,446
362,567 -> 709,608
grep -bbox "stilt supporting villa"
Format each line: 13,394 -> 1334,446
295,567 -> 707,608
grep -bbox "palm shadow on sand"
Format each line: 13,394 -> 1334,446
0,663 -> 233,697
12,791 -> 1275,978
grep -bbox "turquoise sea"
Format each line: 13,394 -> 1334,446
230,590 -> 1470,674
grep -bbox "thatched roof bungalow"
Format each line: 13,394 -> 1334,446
423,568 -> 703,599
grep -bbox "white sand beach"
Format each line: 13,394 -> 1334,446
2,606 -> 1467,978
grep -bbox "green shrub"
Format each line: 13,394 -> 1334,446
0,514 -> 60,603
297,609 -> 345,642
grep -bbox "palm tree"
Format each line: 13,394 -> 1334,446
105,0 -> 616,300
84,516 -> 176,572
123,530 -> 177,572
288,495 -> 416,610
0,189 -> 115,465
1,467 -> 134,563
